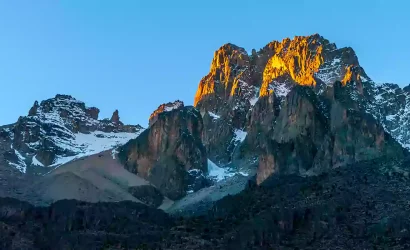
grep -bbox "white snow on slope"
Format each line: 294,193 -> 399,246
274,83 -> 291,97
386,115 -> 395,121
239,171 -> 249,176
315,56 -> 343,84
6,148 -> 27,173
164,101 -> 184,112
10,149 -> 27,173
331,58 -> 341,65
207,159 -> 235,182
249,87 -> 260,106
32,155 -> 44,167
111,148 -> 119,160
360,75 -> 369,82
207,159 -> 250,183
8,162 -> 26,173
6,95 -> 145,173
249,96 -> 259,106
208,112 -> 220,119
14,149 -> 26,162
234,129 -> 247,143
50,131 -> 143,168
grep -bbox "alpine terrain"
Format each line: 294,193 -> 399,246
1,34 -> 410,249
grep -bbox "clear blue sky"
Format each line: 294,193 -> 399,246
0,0 -> 409,127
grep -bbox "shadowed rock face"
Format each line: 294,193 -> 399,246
119,101 -> 207,200
0,198 -> 174,250
256,84 -> 405,184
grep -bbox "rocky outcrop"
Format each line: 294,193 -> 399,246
28,101 -> 39,116
85,107 -> 99,120
2,94 -> 143,173
119,101 -> 207,200
110,109 -> 120,125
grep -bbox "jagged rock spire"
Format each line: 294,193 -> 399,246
111,110 -> 120,125
28,101 -> 39,116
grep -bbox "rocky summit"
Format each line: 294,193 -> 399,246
1,34 -> 410,249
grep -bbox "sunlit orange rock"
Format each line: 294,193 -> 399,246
259,35 -> 325,97
194,43 -> 252,109
341,65 -> 354,85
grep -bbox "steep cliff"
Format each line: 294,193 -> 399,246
118,101 -> 208,199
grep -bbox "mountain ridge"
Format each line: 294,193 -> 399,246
1,33 -> 410,249
0,94 -> 144,174
0,33 -> 409,205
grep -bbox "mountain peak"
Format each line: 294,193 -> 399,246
2,94 -> 143,173
54,94 -> 76,100
149,100 -> 184,126
218,43 -> 247,53
194,34 -> 365,113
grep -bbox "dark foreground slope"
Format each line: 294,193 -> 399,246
0,198 -> 174,250
1,157 -> 410,249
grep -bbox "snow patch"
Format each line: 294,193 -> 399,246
234,129 -> 247,143
208,112 -> 220,119
360,75 -> 368,82
386,115 -> 395,121
375,94 -> 383,101
8,162 -> 26,173
238,79 -> 249,86
273,82 -> 291,97
50,131 -> 142,167
207,159 -> 235,182
164,101 -> 183,112
111,148 -> 118,160
331,58 -> 341,66
249,96 -> 259,106
14,149 -> 26,162
239,171 -> 249,176
32,155 -> 44,167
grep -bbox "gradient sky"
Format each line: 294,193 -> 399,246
0,0 -> 409,127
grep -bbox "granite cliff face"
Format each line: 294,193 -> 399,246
0,94 -> 143,173
118,101 -> 208,200
193,34 -> 408,184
